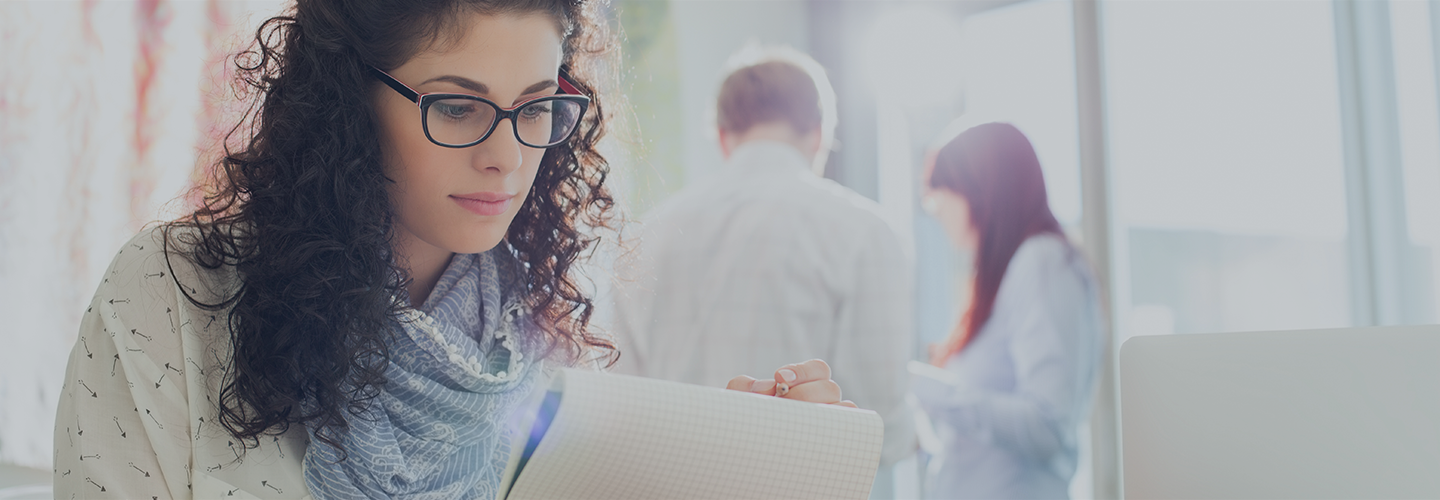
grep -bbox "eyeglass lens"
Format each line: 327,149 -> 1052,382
426,97 -> 583,147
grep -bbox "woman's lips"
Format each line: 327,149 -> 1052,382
451,192 -> 514,216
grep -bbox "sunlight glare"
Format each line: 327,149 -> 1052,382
862,7 -> 965,100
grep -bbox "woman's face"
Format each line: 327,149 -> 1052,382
924,189 -> 979,251
374,12 -> 564,259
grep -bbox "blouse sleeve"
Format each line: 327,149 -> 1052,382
912,239 -> 1102,462
54,230 -> 195,499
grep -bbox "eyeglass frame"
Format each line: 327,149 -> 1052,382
368,65 -> 591,149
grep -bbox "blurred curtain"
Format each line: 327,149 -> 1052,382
0,0 -> 284,468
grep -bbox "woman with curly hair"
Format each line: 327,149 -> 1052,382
52,0 -> 849,497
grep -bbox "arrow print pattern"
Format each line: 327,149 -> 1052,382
57,232 -> 307,498
128,462 -> 151,477
78,380 -> 96,398
145,409 -> 163,429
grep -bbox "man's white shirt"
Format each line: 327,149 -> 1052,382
611,140 -> 916,466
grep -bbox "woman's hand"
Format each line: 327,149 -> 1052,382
726,359 -> 858,408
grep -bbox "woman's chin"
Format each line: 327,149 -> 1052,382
453,236 -> 506,255
434,219 -> 514,255
422,228 -> 508,256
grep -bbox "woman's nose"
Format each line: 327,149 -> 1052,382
471,119 -> 524,174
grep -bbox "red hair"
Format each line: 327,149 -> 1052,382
925,122 -> 1063,365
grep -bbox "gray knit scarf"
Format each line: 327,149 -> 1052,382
303,248 -> 542,499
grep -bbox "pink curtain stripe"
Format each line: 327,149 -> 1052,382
0,0 -> 290,469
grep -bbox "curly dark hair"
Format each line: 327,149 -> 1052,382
163,0 -> 618,452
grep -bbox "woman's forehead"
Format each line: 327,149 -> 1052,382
401,12 -> 564,94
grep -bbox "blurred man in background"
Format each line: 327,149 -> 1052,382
610,45 -> 916,497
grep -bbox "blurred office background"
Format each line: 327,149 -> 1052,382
3,1 -> 1440,498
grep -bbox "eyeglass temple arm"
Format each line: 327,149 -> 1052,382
369,66 -> 420,102
558,67 -> 582,96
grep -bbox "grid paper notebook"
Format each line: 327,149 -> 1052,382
497,369 -> 885,500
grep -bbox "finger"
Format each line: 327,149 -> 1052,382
726,375 -> 756,392
834,400 -> 858,408
781,379 -> 842,404
775,359 -> 832,387
726,375 -> 778,395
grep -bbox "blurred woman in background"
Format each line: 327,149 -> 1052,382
914,121 -> 1104,499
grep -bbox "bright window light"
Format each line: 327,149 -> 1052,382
861,7 -> 962,252
862,7 -> 965,100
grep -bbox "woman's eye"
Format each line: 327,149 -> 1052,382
519,103 -> 552,122
434,103 -> 476,120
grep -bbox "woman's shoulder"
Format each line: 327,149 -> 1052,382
1002,233 -> 1096,295
1013,233 -> 1072,262
1009,233 -> 1088,274
105,225 -> 171,275
92,223 -> 249,403
103,223 -> 241,305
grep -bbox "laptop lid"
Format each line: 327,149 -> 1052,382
1119,326 -> 1440,499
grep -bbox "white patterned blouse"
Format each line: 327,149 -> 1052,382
54,226 -> 311,499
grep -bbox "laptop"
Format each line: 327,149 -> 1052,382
1119,325 -> 1440,499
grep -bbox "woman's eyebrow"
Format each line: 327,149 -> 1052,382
417,75 -> 558,96
521,79 -> 559,95
420,75 -> 488,94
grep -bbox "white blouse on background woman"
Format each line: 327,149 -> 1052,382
912,234 -> 1103,499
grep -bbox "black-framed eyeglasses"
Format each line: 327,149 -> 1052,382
369,65 -> 591,149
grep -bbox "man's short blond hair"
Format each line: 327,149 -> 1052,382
716,45 -> 837,141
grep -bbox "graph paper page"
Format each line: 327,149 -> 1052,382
504,369 -> 884,500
